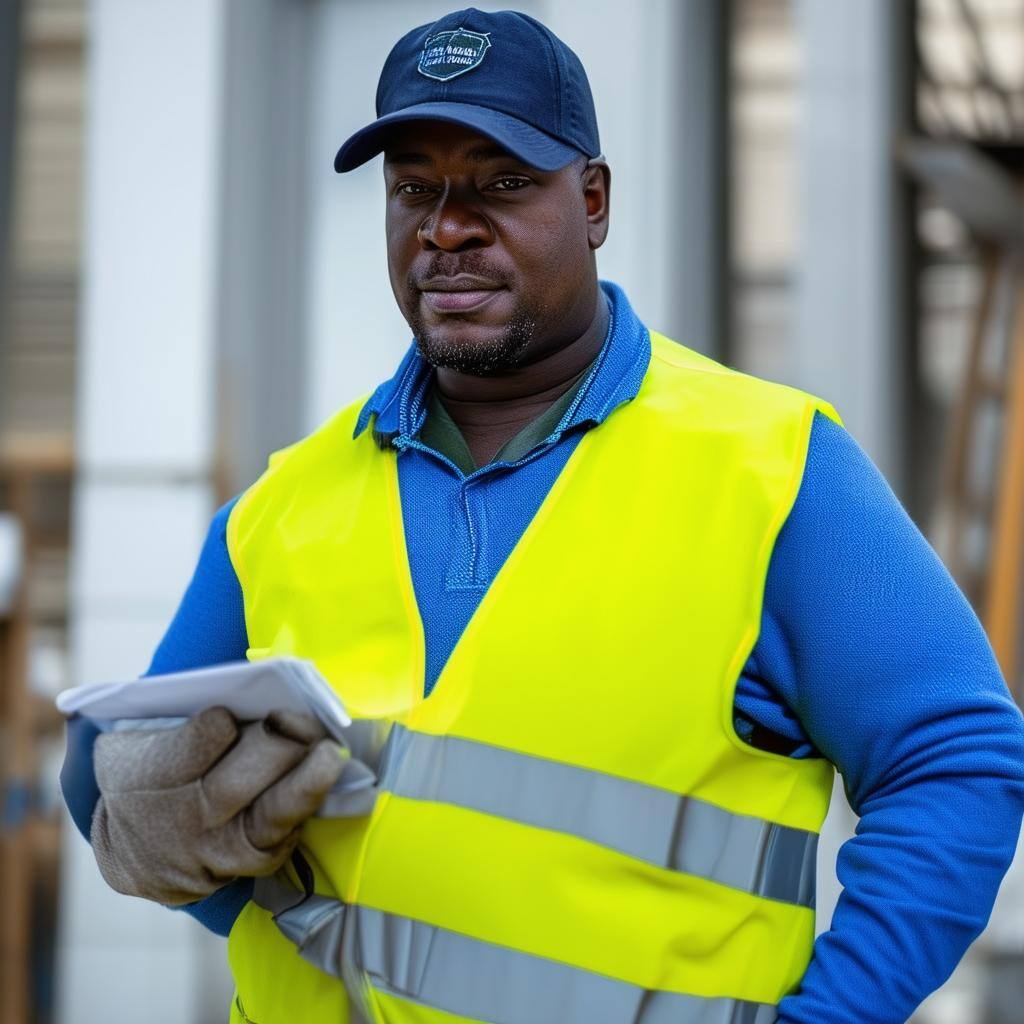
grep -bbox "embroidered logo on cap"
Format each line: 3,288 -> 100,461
418,27 -> 491,81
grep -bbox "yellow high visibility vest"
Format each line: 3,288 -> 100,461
224,331 -> 839,1024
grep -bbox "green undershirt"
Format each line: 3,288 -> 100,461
419,373 -> 588,475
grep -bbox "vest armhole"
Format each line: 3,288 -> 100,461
716,394 -> 833,775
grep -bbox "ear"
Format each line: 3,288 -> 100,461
582,159 -> 611,250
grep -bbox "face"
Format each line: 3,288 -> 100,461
383,121 -> 610,375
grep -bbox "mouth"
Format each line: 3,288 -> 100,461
417,274 -> 507,314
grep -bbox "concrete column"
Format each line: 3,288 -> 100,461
670,0 -> 730,358
794,0 -> 913,486
57,2 -> 230,1021
215,0 -> 314,493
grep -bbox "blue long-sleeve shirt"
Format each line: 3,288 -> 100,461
62,281 -> 1024,1024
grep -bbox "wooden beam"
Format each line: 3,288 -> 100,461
1,469 -> 32,1024
985,262 -> 1024,697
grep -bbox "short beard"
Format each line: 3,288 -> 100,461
408,305 -> 538,376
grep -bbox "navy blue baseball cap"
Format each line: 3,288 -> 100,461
334,8 -> 601,173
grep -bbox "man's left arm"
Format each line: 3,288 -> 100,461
754,412 -> 1024,1024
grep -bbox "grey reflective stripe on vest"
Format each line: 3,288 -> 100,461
382,725 -> 817,908
253,876 -> 780,1024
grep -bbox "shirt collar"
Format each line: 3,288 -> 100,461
353,280 -> 651,448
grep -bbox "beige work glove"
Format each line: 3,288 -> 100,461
90,706 -> 345,906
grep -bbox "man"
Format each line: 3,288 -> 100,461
62,8 -> 1024,1024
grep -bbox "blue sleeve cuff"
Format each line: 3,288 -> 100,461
177,877 -> 254,937
60,714 -> 101,842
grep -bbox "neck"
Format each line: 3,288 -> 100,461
433,289 -> 610,466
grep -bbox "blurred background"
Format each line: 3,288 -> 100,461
0,0 -> 1023,1021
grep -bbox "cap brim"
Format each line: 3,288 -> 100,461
334,102 -> 584,173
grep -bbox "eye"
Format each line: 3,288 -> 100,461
488,175 -> 531,192
394,181 -> 436,197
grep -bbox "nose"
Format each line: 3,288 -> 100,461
417,186 -> 493,251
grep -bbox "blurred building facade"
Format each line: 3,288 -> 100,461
0,1 -> 1022,1022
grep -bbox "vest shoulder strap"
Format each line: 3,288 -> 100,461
647,330 -> 842,429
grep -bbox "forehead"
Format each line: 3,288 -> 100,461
382,120 -> 521,168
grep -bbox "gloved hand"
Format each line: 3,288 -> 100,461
90,706 -> 345,906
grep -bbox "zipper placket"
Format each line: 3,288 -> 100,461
393,432 -> 574,596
